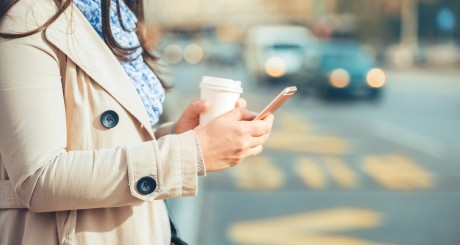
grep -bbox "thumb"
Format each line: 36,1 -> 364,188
235,98 -> 247,108
186,100 -> 209,116
220,106 -> 248,121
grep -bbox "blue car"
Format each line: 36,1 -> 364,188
314,40 -> 386,99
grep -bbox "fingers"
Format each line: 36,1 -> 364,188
219,106 -> 249,121
241,110 -> 258,121
193,100 -> 209,113
227,98 -> 272,121
241,114 -> 274,137
262,113 -> 274,122
247,145 -> 263,157
262,113 -> 274,125
184,100 -> 209,119
195,103 -> 274,171
242,114 -> 274,156
240,118 -> 273,156
248,134 -> 270,148
176,100 -> 209,134
235,98 -> 247,108
221,106 -> 258,122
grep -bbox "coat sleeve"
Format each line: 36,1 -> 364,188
0,32 -> 199,212
154,122 -> 177,138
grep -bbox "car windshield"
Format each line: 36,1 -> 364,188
321,45 -> 375,68
271,44 -> 303,51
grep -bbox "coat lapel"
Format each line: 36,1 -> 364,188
45,5 -> 154,137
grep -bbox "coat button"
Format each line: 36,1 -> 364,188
101,110 -> 119,129
137,176 -> 157,195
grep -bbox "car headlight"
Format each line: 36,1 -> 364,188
329,69 -> 350,88
366,68 -> 386,88
265,57 -> 286,78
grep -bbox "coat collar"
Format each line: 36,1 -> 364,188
45,5 -> 154,137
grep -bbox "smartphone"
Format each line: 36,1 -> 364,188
253,86 -> 297,120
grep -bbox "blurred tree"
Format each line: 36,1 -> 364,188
333,0 -> 459,45
419,0 -> 459,43
334,0 -> 390,45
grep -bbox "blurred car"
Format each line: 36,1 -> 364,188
244,25 -> 320,86
203,39 -> 243,66
314,40 -> 386,99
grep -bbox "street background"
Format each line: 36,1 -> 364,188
146,0 -> 460,244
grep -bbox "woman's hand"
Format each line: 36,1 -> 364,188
175,100 -> 209,134
175,98 -> 248,134
193,105 -> 274,172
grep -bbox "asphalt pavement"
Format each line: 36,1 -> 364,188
164,62 -> 460,245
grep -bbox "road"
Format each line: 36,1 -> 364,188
164,60 -> 460,245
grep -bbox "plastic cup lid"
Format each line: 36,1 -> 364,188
200,76 -> 243,93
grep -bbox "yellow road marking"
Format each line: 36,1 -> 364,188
277,112 -> 310,134
295,157 -> 326,189
266,112 -> 347,154
232,156 -> 284,190
388,154 -> 433,188
266,132 -> 347,154
363,154 -> 434,190
228,208 -> 389,245
324,157 -> 358,188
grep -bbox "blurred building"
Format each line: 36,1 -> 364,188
145,0 -> 337,37
146,0 -> 459,67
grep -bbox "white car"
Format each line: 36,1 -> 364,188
244,25 -> 319,85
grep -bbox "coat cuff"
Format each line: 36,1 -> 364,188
191,130 -> 206,176
153,122 -> 176,138
125,130 -> 199,201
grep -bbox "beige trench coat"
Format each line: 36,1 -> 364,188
0,0 -> 200,244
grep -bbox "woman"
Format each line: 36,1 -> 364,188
0,0 -> 274,244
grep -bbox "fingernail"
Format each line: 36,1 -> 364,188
200,100 -> 209,107
193,100 -> 202,107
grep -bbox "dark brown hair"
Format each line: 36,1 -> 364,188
0,0 -> 170,90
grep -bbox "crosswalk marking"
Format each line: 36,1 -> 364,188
265,132 -> 347,155
228,208 -> 388,245
277,112 -> 311,134
363,154 -> 434,190
265,112 -> 347,155
387,154 -> 433,188
235,111 -> 434,192
324,157 -> 358,189
233,154 -> 434,191
233,156 -> 284,190
295,157 -> 327,189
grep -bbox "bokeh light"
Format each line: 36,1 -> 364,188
184,43 -> 204,64
163,44 -> 183,64
329,68 -> 350,88
366,68 -> 386,88
264,57 -> 286,78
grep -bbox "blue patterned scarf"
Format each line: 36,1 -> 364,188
74,0 -> 165,126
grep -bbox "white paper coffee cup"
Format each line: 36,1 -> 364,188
199,76 -> 243,124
